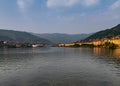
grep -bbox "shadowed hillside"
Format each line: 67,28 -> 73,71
0,29 -> 50,43
84,24 -> 120,41
35,33 -> 92,44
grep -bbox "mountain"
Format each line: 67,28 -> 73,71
0,29 -> 50,43
35,33 -> 92,44
84,24 -> 120,41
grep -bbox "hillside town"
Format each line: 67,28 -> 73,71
59,36 -> 120,49
0,41 -> 45,48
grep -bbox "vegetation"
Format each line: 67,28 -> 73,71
0,29 -> 51,43
71,44 -> 81,47
67,42 -> 118,49
35,33 -> 92,44
84,24 -> 120,41
80,44 -> 95,47
70,43 -> 95,48
103,42 -> 118,49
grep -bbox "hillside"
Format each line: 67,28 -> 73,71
0,29 -> 50,43
84,24 -> 120,41
35,33 -> 91,44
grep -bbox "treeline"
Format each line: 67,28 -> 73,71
0,41 -> 32,48
84,24 -> 120,41
70,42 -> 118,49
0,29 -> 50,44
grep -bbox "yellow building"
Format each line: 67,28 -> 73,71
58,38 -> 120,47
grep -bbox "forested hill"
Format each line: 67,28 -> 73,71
84,24 -> 120,41
35,33 -> 92,44
0,29 -> 50,43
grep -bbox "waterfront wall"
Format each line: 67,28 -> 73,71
59,39 -> 120,47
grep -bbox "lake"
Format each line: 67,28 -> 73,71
0,47 -> 120,86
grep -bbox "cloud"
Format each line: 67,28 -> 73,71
47,0 -> 99,8
47,0 -> 79,8
17,0 -> 33,12
17,0 -> 25,11
112,14 -> 120,20
83,0 -> 99,6
110,0 -> 120,10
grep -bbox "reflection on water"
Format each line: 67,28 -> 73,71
93,48 -> 120,58
93,48 -> 120,77
0,47 -> 120,86
93,48 -> 120,67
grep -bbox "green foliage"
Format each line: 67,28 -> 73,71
71,44 -> 81,47
104,42 -> 118,49
0,29 -> 50,43
84,24 -> 120,41
70,43 -> 95,48
36,33 -> 92,44
81,44 -> 94,47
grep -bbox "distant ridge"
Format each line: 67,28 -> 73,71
35,33 -> 92,44
0,29 -> 50,43
84,24 -> 120,41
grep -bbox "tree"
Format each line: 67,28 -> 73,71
104,42 -> 118,49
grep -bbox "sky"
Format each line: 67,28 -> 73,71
0,0 -> 120,34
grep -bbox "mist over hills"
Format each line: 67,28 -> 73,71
84,24 -> 120,41
0,29 -> 50,43
35,33 -> 92,44
0,29 -> 92,44
1,24 -> 119,44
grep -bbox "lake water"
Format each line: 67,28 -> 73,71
0,47 -> 120,86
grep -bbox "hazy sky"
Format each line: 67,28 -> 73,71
0,0 -> 120,34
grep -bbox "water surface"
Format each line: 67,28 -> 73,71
0,47 -> 120,86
